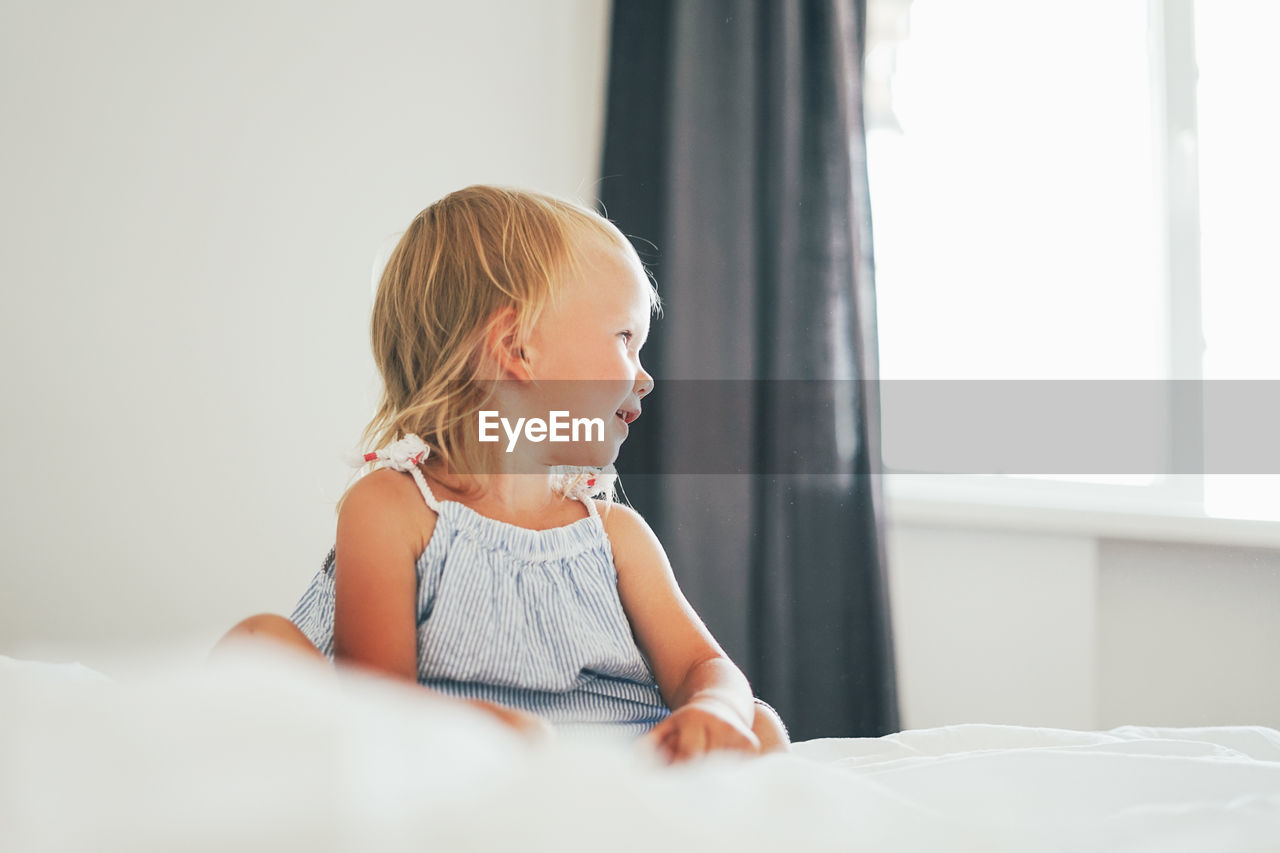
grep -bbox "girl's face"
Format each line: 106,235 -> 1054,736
519,239 -> 654,467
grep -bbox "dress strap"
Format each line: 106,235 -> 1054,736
556,467 -> 616,520
406,467 -> 443,514
353,434 -> 442,513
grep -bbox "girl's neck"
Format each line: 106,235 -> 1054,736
425,464 -> 586,529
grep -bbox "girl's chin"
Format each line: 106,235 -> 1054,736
550,439 -> 624,470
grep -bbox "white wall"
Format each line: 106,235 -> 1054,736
886,525 -> 1099,729
0,0 -> 612,669
887,514 -> 1280,731
1096,539 -> 1280,728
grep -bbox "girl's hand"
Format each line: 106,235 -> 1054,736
642,697 -> 761,763
471,699 -> 555,743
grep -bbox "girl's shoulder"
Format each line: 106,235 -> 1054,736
339,468 -> 439,560
342,466 -> 435,509
594,499 -> 645,530
596,501 -> 666,573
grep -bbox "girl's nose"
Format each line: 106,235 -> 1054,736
635,367 -> 654,398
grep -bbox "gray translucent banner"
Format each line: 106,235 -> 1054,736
468,381 -> 1280,475
879,380 -> 1280,475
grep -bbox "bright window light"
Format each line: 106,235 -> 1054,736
1196,0 -> 1280,519
867,0 -> 1280,520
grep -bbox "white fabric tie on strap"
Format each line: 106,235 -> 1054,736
347,434 -> 441,512
357,434 -> 431,472
553,467 -> 617,518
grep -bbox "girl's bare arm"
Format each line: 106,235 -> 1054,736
335,471 -> 550,739
603,503 -> 759,761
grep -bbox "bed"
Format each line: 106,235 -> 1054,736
3,648 -> 1277,852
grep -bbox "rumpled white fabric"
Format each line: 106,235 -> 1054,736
2,649 -> 1278,852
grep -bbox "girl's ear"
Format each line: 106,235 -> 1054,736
484,308 -> 533,381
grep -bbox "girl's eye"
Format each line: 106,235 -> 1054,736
619,331 -> 633,343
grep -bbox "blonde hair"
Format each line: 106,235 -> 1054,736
360,185 -> 657,495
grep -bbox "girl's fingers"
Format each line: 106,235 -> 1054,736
641,718 -> 672,749
659,730 -> 679,762
641,721 -> 677,762
672,724 -> 707,763
646,710 -> 760,764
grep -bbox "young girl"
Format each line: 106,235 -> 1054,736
219,186 -> 789,762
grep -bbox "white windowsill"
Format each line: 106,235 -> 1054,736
884,474 -> 1280,551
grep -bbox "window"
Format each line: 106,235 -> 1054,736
866,0 -> 1280,521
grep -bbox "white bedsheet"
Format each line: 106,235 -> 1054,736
3,649 -> 1278,852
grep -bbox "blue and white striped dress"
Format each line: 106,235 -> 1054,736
290,473 -> 671,736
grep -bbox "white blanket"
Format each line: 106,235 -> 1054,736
3,650 -> 1278,852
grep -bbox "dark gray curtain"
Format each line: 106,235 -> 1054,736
601,0 -> 899,740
